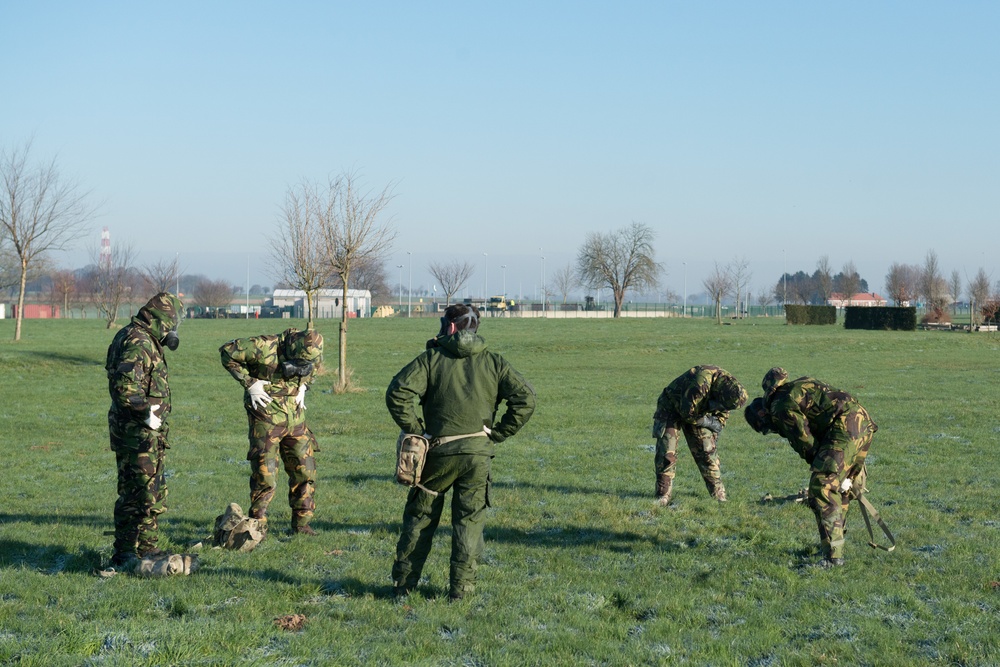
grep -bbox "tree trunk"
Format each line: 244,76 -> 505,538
14,259 -> 27,341
337,276 -> 349,392
613,290 -> 624,318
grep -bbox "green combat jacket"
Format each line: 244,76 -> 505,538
219,329 -> 318,416
385,330 -> 536,457
654,365 -> 746,427
764,377 -> 862,464
105,294 -> 182,422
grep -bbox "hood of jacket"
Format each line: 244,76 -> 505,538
133,292 -> 183,341
432,330 -> 487,358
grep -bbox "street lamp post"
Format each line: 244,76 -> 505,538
483,252 -> 488,301
501,265 -> 507,300
540,248 -> 546,314
683,262 -> 687,318
397,264 -> 404,308
407,251 -> 412,317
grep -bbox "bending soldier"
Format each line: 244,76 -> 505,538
220,328 -> 324,536
744,367 -> 878,567
652,365 -> 747,505
386,304 -> 535,602
105,292 -> 183,567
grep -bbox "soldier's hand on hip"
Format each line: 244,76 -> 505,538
248,380 -> 273,409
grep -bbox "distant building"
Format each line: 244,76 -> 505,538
270,288 -> 372,318
827,292 -> 887,308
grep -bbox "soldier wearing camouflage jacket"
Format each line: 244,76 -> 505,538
105,292 -> 183,567
386,304 -> 535,601
652,365 -> 748,505
220,328 -> 323,535
744,368 -> 878,567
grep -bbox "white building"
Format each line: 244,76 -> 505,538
270,288 -> 372,319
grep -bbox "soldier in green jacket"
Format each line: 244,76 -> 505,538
220,328 -> 324,535
744,368 -> 878,567
386,304 -> 535,601
105,292 -> 183,567
652,365 -> 748,505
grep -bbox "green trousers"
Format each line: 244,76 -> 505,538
110,415 -> 168,557
392,453 -> 491,598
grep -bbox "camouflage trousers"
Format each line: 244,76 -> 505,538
393,453 -> 491,599
110,414 -> 168,558
654,412 -> 725,500
246,405 -> 317,528
807,403 -> 878,560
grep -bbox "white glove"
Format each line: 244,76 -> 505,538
295,384 -> 307,410
144,405 -> 162,430
248,380 -> 272,409
839,478 -> 853,493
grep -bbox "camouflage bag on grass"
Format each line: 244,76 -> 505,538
213,503 -> 266,552
395,432 -> 438,497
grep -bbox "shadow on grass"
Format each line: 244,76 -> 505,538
330,472 -> 650,500
0,539 -> 104,573
0,512 -> 109,528
20,350 -> 104,366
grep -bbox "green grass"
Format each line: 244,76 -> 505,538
1,316 -> 999,666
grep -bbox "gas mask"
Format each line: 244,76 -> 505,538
161,328 -> 180,351
280,359 -> 314,379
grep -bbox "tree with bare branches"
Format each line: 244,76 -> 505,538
815,256 -> 834,304
91,240 -> 139,329
967,268 -> 992,327
549,263 -> 579,304
576,222 -> 661,318
141,256 -> 182,295
192,278 -> 235,316
949,270 -> 962,316
320,171 -> 397,392
838,260 -> 861,306
727,256 -> 752,319
331,254 -> 390,305
0,140 -> 99,340
270,180 -> 331,329
703,262 -> 733,324
48,269 -> 77,318
884,262 -> 920,306
919,250 -> 947,311
429,260 -> 475,306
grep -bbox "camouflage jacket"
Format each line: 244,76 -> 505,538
385,330 -> 536,457
105,300 -> 179,421
220,331 -> 317,411
763,377 -> 863,463
654,365 -> 746,426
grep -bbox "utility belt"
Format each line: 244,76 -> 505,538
395,427 -> 491,497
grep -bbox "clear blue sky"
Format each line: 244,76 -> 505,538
3,1 -> 997,301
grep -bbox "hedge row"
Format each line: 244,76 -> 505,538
844,306 -> 917,331
785,305 -> 837,325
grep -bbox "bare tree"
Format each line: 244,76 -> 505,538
703,262 -> 733,324
91,240 -> 139,329
333,254 -> 390,305
756,286 -> 775,312
728,256 -> 752,318
270,179 -> 331,329
967,268 -> 992,327
949,270 -> 962,316
884,262 -> 920,306
576,222 -> 661,318
192,278 -> 234,316
140,256 -> 182,295
428,260 -> 475,305
549,263 -> 579,304
48,269 -> 77,318
320,171 -> 397,392
919,250 -> 947,311
0,140 -> 99,340
839,260 -> 861,306
815,255 -> 834,304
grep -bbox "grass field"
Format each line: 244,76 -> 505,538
1,314 -> 999,666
